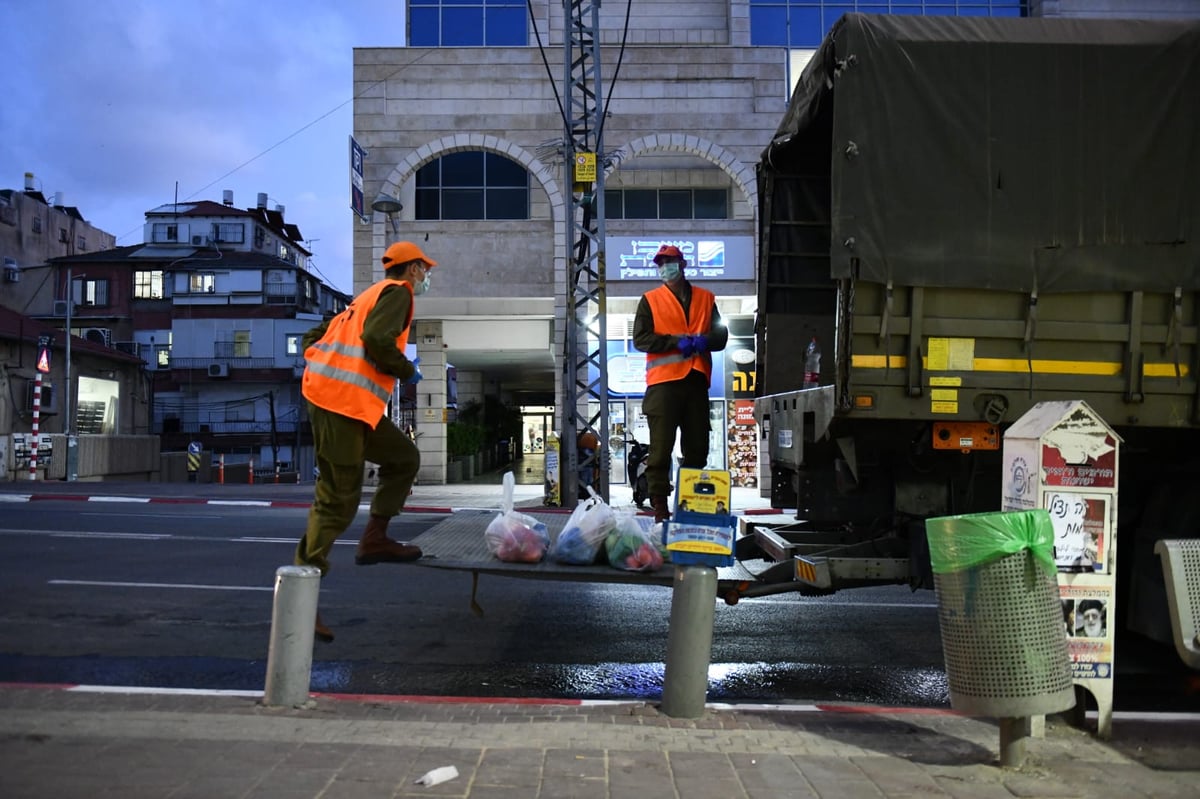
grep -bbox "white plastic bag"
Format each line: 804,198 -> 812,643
605,507 -> 664,572
552,487 -> 616,565
485,471 -> 550,563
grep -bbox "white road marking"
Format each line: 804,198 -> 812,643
85,496 -> 152,503
50,532 -> 169,540
0,528 -> 354,545
49,579 -> 273,592
79,512 -> 210,519
68,685 -> 263,698
743,597 -> 938,608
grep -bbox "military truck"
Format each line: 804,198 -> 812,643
749,13 -> 1200,643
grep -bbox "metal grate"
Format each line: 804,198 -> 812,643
410,510 -> 760,586
933,550 -> 1075,717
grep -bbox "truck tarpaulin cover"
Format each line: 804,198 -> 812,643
762,14 -> 1200,293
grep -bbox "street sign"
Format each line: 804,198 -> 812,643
36,337 -> 51,373
349,135 -> 366,218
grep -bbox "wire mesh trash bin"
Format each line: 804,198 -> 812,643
925,509 -> 1075,719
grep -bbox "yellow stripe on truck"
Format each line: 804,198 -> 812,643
851,354 -> 1189,378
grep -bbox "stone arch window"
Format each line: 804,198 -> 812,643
415,150 -> 530,220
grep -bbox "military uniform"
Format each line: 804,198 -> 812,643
633,276 -> 728,517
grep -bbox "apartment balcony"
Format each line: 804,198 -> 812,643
158,419 -> 301,435
170,357 -> 278,370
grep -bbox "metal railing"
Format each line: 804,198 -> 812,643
169,357 -> 278,369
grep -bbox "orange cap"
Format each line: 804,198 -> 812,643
382,241 -> 437,269
653,244 -> 685,265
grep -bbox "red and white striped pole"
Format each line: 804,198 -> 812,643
28,370 -> 42,480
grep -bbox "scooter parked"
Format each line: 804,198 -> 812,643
626,435 -> 650,508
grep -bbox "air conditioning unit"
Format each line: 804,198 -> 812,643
52,300 -> 69,316
83,327 -> 112,346
25,382 -> 55,412
3,257 -> 17,282
192,234 -> 204,245
207,362 -> 230,378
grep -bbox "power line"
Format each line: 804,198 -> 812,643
115,48 -> 438,247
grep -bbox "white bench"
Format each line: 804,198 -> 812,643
1154,539 -> 1200,670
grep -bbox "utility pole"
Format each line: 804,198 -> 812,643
560,0 -> 609,504
64,264 -> 78,481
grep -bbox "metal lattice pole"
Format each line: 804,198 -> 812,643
560,0 -> 609,504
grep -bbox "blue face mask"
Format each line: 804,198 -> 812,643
658,262 -> 681,282
413,275 -> 431,296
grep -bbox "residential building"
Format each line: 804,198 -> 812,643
0,174 -> 158,478
0,171 -> 117,315
26,191 -> 351,476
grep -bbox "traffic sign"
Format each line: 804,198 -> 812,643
349,135 -> 366,218
36,344 -> 50,373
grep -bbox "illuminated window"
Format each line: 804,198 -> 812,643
134,270 -> 164,299
189,273 -> 216,293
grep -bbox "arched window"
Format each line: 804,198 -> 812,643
415,151 -> 530,221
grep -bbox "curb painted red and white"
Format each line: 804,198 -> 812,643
0,681 -> 956,714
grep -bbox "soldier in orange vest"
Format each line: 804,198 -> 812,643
295,240 -> 436,642
632,244 -> 728,522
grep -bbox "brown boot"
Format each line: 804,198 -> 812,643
355,514 -> 423,565
314,612 -> 334,643
650,495 -> 671,523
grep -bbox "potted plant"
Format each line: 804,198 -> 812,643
446,420 -> 484,480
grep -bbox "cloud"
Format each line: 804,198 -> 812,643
0,0 -> 407,293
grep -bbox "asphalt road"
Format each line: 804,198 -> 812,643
0,500 -> 1193,710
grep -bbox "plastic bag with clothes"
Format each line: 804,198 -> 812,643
485,471 -> 550,563
551,486 -> 616,565
605,507 -> 664,572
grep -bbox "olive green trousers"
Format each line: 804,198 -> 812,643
294,403 -> 420,575
642,370 -> 712,497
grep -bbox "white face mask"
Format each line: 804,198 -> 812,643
413,275 -> 431,295
658,262 -> 681,282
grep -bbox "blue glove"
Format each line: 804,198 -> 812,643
406,356 -> 423,385
678,336 -> 695,357
690,334 -> 709,353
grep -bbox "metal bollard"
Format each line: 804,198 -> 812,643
661,564 -> 717,718
263,565 -> 322,707
999,716 -> 1032,767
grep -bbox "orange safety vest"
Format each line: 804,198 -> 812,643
644,283 -> 715,387
302,278 -> 414,427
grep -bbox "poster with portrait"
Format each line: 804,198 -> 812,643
1058,583 -> 1114,679
1043,490 -> 1109,573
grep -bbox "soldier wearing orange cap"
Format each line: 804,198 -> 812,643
632,244 -> 728,521
295,240 -> 437,642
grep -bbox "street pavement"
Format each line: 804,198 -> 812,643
1,474 -> 1198,797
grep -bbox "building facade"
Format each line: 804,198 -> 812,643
3,188 -> 351,478
352,1 -> 1045,489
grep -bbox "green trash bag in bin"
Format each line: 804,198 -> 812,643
925,508 -> 1057,577
924,509 -> 1074,718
